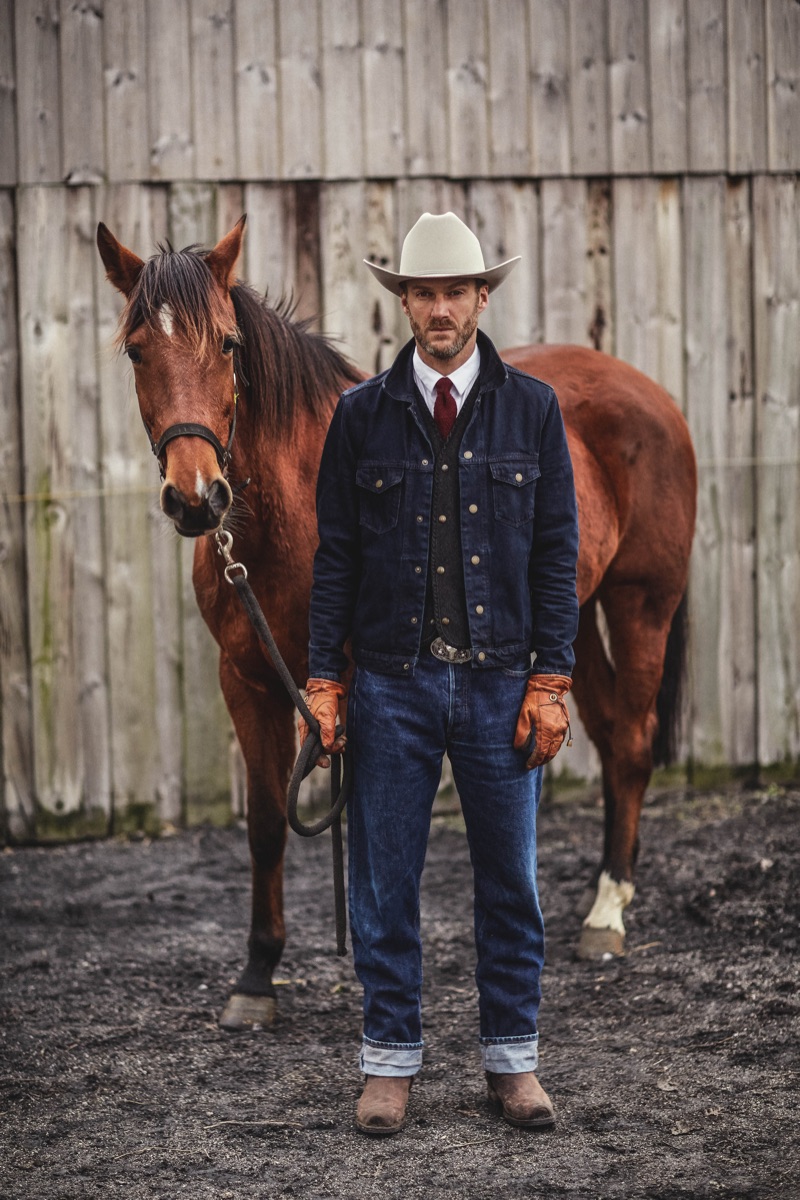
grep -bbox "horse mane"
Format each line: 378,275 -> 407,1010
230,282 -> 362,436
118,243 -> 361,438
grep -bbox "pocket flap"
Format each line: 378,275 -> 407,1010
356,464 -> 405,494
489,459 -> 541,487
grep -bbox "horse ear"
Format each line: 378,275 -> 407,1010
205,215 -> 246,290
97,223 -> 145,297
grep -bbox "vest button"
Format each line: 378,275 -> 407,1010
471,555 -> 480,565
441,463 -> 449,471
469,504 -> 478,514
436,566 -> 445,575
478,652 -> 486,662
416,515 -> 423,523
375,479 -> 383,488
515,472 -> 523,482
438,514 -> 446,523
414,566 -> 422,574
463,450 -> 473,460
410,617 -> 418,624
475,604 -> 484,614
422,459 -> 429,466
442,617 -> 450,625
403,663 -> 410,670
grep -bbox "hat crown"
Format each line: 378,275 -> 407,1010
398,212 -> 487,279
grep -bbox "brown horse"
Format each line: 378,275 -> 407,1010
97,218 -> 696,1030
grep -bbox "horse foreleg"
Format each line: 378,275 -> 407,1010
577,584 -> 673,961
217,656 -> 295,1030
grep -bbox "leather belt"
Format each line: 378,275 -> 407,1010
430,636 -> 472,664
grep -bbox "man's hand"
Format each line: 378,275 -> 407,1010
513,674 -> 572,769
298,678 -> 348,768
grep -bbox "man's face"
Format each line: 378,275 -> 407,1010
401,279 -> 489,370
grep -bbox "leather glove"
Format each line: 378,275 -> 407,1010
298,678 -> 347,768
513,674 -> 573,769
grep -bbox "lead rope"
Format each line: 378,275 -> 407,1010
215,529 -> 350,956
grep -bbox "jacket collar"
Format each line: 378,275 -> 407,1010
383,328 -> 508,404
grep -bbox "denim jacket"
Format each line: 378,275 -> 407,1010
309,330 -> 579,679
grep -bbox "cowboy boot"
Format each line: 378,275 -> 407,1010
355,1075 -> 413,1136
486,1071 -> 556,1129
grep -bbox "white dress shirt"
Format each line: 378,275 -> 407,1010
412,344 -> 481,418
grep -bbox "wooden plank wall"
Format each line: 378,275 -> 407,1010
1,0 -> 799,838
5,0 -> 800,186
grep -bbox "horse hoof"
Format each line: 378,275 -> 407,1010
577,926 -> 625,961
219,993 -> 277,1031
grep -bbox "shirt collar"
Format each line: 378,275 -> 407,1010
412,343 -> 481,407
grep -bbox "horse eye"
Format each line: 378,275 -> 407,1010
125,345 -> 142,364
222,336 -> 236,354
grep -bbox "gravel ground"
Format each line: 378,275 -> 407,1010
1,785 -> 798,1199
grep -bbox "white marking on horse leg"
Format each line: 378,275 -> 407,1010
583,871 -> 635,934
195,469 -> 207,499
159,303 -> 175,337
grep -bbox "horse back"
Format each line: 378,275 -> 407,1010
501,344 -> 697,602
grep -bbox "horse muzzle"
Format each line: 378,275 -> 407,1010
160,477 -> 233,536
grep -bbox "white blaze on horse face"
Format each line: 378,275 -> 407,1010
195,468 -> 207,500
583,871 -> 635,934
158,303 -> 175,337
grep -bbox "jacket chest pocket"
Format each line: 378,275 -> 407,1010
490,459 -> 540,526
356,464 -> 404,534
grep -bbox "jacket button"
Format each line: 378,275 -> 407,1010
403,663 -> 410,670
469,504 -> 478,514
411,617 -> 418,624
549,692 -> 558,701
478,652 -> 486,662
438,514 -> 446,523
442,463 -> 449,472
471,555 -> 480,565
422,459 -> 429,466
375,479 -> 383,488
475,605 -> 484,614
416,515 -> 423,523
463,450 -> 473,460
414,566 -> 422,574
515,472 -> 523,482
442,617 -> 450,625
436,566 -> 445,575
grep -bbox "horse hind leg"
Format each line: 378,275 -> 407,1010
570,600 -> 620,930
217,658 -> 295,1031
577,582 -> 678,961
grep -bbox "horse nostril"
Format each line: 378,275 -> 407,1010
207,478 -> 233,520
161,484 -> 185,520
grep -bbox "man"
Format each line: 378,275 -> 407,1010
300,212 -> 579,1136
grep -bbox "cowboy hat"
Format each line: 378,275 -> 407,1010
364,212 -> 520,296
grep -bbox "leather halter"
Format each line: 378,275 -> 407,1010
145,374 -> 238,482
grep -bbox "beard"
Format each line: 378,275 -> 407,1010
408,296 -> 481,361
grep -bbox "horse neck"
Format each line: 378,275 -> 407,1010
228,392 -> 332,554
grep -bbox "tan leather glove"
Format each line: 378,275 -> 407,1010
513,674 -> 573,769
298,678 -> 348,768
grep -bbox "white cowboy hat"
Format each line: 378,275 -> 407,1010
364,212 -> 520,296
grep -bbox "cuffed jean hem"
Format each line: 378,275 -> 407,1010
360,1039 -> 424,1077
481,1035 -> 539,1074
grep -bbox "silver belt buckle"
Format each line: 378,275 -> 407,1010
430,636 -> 472,664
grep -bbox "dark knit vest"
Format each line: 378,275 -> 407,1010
416,377 -> 481,650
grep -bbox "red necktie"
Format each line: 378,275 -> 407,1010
433,376 -> 457,440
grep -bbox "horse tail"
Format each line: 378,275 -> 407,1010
653,591 -> 688,767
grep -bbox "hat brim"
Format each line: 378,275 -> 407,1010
364,257 -> 520,296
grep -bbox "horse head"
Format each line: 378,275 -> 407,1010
97,217 -> 246,537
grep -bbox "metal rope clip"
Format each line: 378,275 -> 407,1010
214,529 -> 248,583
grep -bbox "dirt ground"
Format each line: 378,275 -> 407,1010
1,784 -> 798,1200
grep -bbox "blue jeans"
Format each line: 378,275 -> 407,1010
347,654 -> 544,1078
